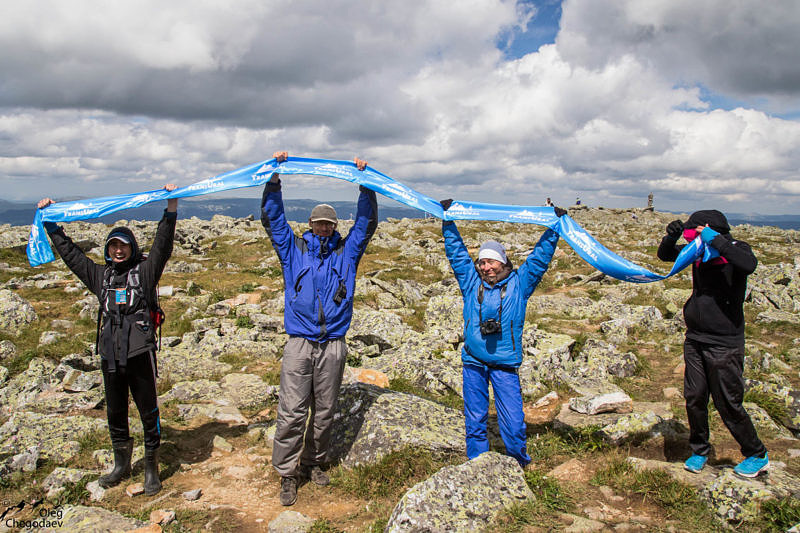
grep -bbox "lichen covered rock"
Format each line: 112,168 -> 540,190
328,383 -> 464,467
386,452 -> 532,532
0,288 -> 37,335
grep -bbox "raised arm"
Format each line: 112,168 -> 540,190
700,226 -> 758,274
344,158 -> 378,262
38,198 -> 103,294
518,228 -> 559,299
442,213 -> 479,294
142,184 -> 178,286
657,220 -> 685,262
260,151 -> 295,264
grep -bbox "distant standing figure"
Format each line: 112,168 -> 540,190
647,193 -> 654,208
575,197 -> 581,206
545,197 -> 553,207
657,210 -> 768,478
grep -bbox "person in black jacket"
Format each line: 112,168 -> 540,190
37,185 -> 178,494
658,209 -> 768,478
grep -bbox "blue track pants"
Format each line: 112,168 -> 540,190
462,363 -> 530,467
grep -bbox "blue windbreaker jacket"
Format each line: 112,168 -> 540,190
262,181 -> 377,341
443,221 -> 559,368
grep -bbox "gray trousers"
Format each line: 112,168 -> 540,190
271,336 -> 347,477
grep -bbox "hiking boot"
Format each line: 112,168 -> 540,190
734,453 -> 769,478
98,438 -> 133,488
143,448 -> 162,495
307,465 -> 330,486
683,454 -> 708,473
280,476 -> 297,506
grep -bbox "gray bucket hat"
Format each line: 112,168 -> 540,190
309,203 -> 337,224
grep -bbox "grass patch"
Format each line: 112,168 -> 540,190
493,469 -> 574,531
743,389 -> 788,425
527,426 -> 607,468
389,377 -> 462,410
331,446 -> 458,501
592,457 -> 717,529
235,315 -> 254,328
755,496 -> 800,532
310,519 -> 345,532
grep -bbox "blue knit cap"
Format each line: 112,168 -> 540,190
478,240 -> 508,264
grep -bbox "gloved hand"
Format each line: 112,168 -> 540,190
700,226 -> 719,244
554,206 -> 567,218
666,220 -> 683,238
440,199 -> 453,211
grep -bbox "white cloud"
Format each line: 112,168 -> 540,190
0,0 -> 798,215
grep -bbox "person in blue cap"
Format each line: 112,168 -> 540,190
658,209 -> 768,478
439,200 -> 565,468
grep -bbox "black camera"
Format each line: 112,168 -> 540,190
333,281 -> 347,305
479,318 -> 502,336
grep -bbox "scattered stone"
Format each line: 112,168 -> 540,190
150,509 -> 176,525
0,339 -> 17,360
386,452 -> 533,532
183,488 -> 202,501
39,330 -> 66,346
0,289 -> 37,336
61,368 -> 102,392
547,458 -> 591,483
127,483 -> 145,497
268,510 -> 315,533
569,391 -> 633,415
352,368 -> 390,388
212,435 -> 233,453
86,479 -> 106,501
662,387 -> 681,400
559,513 -> 606,532
524,391 -> 561,424
177,403 -> 247,425
43,467 -> 94,496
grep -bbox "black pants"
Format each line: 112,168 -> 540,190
102,352 -> 161,451
684,339 -> 766,458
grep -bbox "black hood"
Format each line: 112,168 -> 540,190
104,226 -> 141,271
685,210 -> 730,234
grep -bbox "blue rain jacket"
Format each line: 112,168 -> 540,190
443,221 -> 559,368
262,182 -> 377,341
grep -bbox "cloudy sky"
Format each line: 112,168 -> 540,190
2,0 -> 799,215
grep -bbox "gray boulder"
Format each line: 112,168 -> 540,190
328,383 -> 464,467
0,339 -> 17,360
220,373 -> 278,409
0,289 -> 37,335
386,452 -> 532,532
30,504 -> 146,532
0,411 -> 105,462
268,510 -> 315,533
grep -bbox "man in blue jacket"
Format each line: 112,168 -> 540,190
262,151 -> 377,506
440,200 -> 564,467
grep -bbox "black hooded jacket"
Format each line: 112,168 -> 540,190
45,210 -> 176,360
657,210 -> 756,347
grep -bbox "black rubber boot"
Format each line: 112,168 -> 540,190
98,438 -> 133,488
143,448 -> 162,495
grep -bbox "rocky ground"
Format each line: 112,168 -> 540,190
0,206 -> 799,532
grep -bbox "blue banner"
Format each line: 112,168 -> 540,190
28,156 -> 711,282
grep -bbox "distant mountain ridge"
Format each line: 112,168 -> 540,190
0,197 -> 427,227
0,198 -> 798,229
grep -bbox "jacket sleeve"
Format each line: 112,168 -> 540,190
45,222 -> 104,296
260,179 -> 295,264
141,210 -> 177,290
442,221 -> 478,295
518,228 -> 559,299
657,235 -> 683,262
712,236 -> 757,274
343,185 -> 378,262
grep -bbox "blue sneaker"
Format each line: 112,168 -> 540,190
734,453 -> 769,478
684,454 -> 708,473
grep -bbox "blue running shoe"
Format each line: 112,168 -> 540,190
684,454 -> 708,473
734,453 -> 769,478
